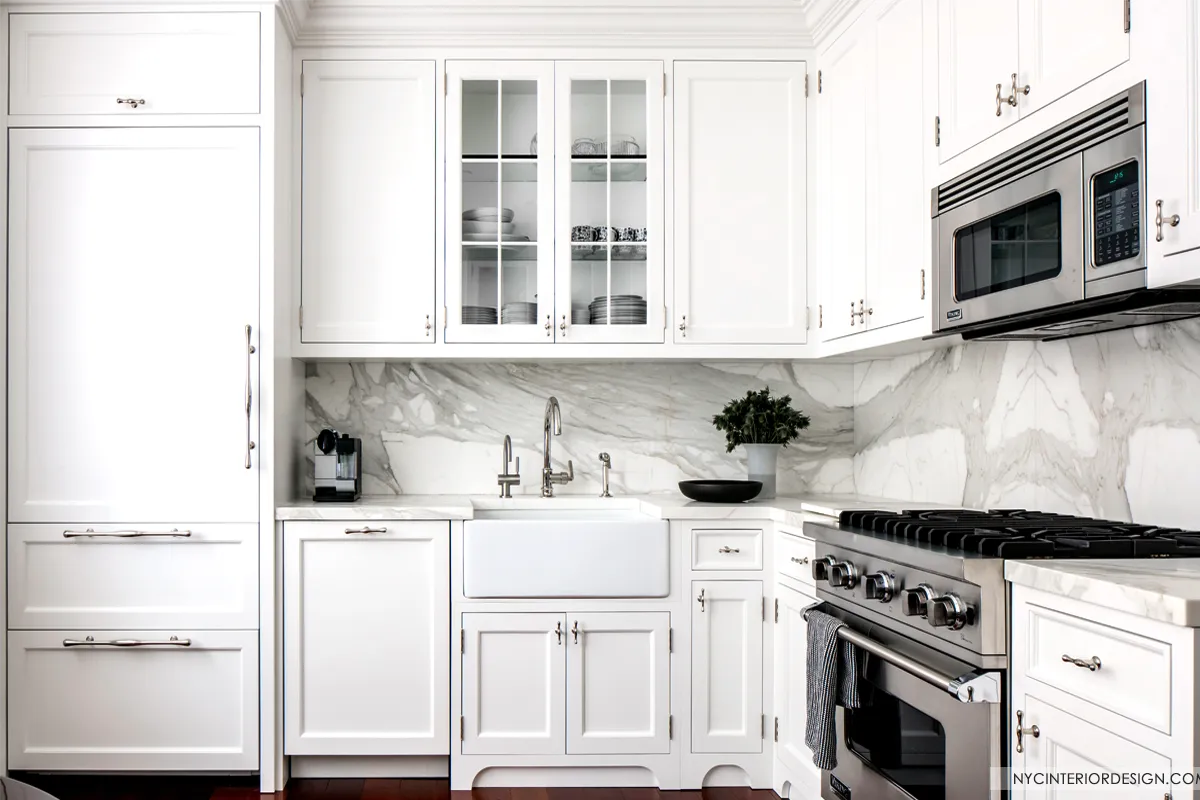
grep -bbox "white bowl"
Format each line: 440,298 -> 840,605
463,207 -> 514,223
462,221 -> 515,234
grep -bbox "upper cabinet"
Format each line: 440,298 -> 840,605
937,0 -> 1129,161
300,61 -> 436,344
673,61 -> 808,344
9,13 -> 260,115
446,60 -> 665,345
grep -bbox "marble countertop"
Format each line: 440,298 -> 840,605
275,492 -> 950,525
1006,559 -> 1200,627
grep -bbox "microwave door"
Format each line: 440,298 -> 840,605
936,153 -> 1085,332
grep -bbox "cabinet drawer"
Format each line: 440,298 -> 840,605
8,629 -> 258,771
8,523 -> 257,629
776,532 -> 815,585
691,528 -> 763,571
9,13 -> 260,115
1022,602 -> 1171,734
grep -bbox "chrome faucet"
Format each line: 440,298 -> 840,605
497,434 -> 520,498
599,452 -> 612,498
541,396 -> 574,497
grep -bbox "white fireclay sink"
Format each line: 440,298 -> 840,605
463,508 -> 669,598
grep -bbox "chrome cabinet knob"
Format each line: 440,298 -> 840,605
811,555 -> 837,582
828,561 -> 860,589
1015,709 -> 1040,754
678,315 -> 687,337
864,572 -> 896,602
928,593 -> 969,630
1156,199 -> 1181,242
902,584 -> 936,617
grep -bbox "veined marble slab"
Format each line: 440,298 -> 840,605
1006,559 -> 1200,627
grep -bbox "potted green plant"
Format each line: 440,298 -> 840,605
711,387 -> 811,499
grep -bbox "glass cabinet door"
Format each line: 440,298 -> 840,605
447,61 -> 554,343
554,62 -> 665,343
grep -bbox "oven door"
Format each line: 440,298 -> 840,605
934,153 -> 1083,333
820,612 -> 1004,800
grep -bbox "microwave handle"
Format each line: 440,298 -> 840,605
803,606 -> 1000,704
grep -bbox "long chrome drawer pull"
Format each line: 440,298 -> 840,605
63,636 -> 190,648
718,546 -> 741,554
803,606 -> 999,703
245,324 -> 256,469
345,526 -> 387,534
62,528 -> 192,539
790,556 -> 810,565
1061,654 -> 1101,671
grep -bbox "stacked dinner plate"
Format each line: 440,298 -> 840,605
572,303 -> 590,325
589,294 -> 647,325
501,301 -> 537,325
462,305 -> 498,325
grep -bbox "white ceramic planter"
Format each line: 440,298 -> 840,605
743,443 -> 781,499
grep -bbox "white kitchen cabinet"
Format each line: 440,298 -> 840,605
462,612 -> 566,756
8,127 -> 260,523
300,61 -> 437,344
566,612 -> 671,755
555,61 -> 665,344
8,629 -> 259,771
691,580 -> 763,754
774,583 -> 818,785
673,61 -> 807,344
283,521 -> 449,756
936,0 -> 1018,162
8,12 -> 260,115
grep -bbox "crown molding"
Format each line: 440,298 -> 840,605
276,0 -> 313,42
796,0 -> 862,44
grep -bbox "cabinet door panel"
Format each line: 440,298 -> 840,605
691,581 -> 763,754
567,612 -> 670,755
674,61 -> 807,344
937,0 -> 1019,161
1016,0 -> 1129,118
462,613 -> 565,755
8,128 -> 259,523
301,61 -> 436,344
284,522 -> 449,755
774,584 -> 818,779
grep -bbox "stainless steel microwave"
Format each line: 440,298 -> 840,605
932,82 -> 1200,341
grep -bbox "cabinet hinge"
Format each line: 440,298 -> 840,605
934,115 -> 941,147
774,716 -> 780,742
460,629 -> 465,654
299,70 -> 305,98
663,73 -> 668,96
664,305 -> 669,333
443,305 -> 449,331
444,72 -> 449,96
921,268 -> 926,300
818,70 -> 823,94
669,627 -> 673,653
298,306 -> 304,329
805,307 -> 811,331
460,716 -> 465,741
819,304 -> 823,329
762,597 -> 767,621
669,715 -> 674,739
761,714 -> 766,739
775,597 -> 779,623
804,72 -> 809,97
1124,0 -> 1131,32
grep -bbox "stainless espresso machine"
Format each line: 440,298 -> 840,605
313,428 -> 362,502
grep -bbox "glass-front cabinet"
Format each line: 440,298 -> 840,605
446,60 -> 664,344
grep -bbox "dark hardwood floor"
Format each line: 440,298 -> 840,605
11,776 -> 781,800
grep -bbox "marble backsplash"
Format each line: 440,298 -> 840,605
853,319 -> 1200,528
306,361 -> 855,497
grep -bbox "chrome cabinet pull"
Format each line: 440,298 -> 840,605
344,526 -> 387,534
850,300 -> 857,326
790,556 -> 810,565
63,528 -> 191,539
64,635 -> 190,648
1156,199 -> 1181,242
545,315 -> 552,337
995,82 -> 1004,116
1061,653 -> 1101,671
1007,73 -> 1030,107
245,325 -> 256,469
116,97 -> 145,108
679,315 -> 687,337
560,315 -> 568,337
571,620 -> 580,644
718,546 -> 741,554
1015,709 -> 1039,753
697,588 -> 706,612
555,621 -> 563,645
425,314 -> 432,337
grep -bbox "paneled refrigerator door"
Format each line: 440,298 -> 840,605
554,62 -> 665,343
446,61 -> 555,343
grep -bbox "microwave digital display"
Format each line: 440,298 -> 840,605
1093,160 -> 1140,267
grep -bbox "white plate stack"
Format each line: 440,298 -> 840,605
590,294 -> 647,325
501,301 -> 537,325
462,208 -> 529,244
462,305 -> 498,325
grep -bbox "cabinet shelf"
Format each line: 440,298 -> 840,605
462,244 -> 538,261
571,162 -> 646,183
571,245 -> 647,261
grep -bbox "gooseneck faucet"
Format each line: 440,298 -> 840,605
541,396 -> 574,497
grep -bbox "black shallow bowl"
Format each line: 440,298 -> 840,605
679,479 -> 763,503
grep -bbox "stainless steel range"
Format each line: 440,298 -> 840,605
803,508 -> 1200,800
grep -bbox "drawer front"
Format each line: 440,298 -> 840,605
1022,602 -> 1171,733
776,532 -> 815,585
691,528 -> 763,571
10,13 -> 260,115
8,629 -> 259,771
8,523 -> 257,629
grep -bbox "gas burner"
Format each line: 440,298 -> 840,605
839,508 -> 1200,559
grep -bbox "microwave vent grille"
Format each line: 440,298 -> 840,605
935,83 -> 1144,215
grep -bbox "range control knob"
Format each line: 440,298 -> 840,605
828,561 -> 860,589
928,594 -> 970,630
812,555 -> 837,582
864,572 -> 896,602
902,584 -> 937,617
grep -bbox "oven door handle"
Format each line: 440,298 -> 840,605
804,608 -> 1000,704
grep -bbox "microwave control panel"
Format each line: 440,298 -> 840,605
1092,160 -> 1140,267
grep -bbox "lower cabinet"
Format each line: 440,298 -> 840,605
8,629 -> 259,771
283,520 -> 450,755
691,580 -> 764,754
462,611 -> 671,756
774,582 -> 818,782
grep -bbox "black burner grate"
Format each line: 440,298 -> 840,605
838,509 -> 1200,558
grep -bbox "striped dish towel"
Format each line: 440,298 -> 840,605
804,605 -> 867,771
